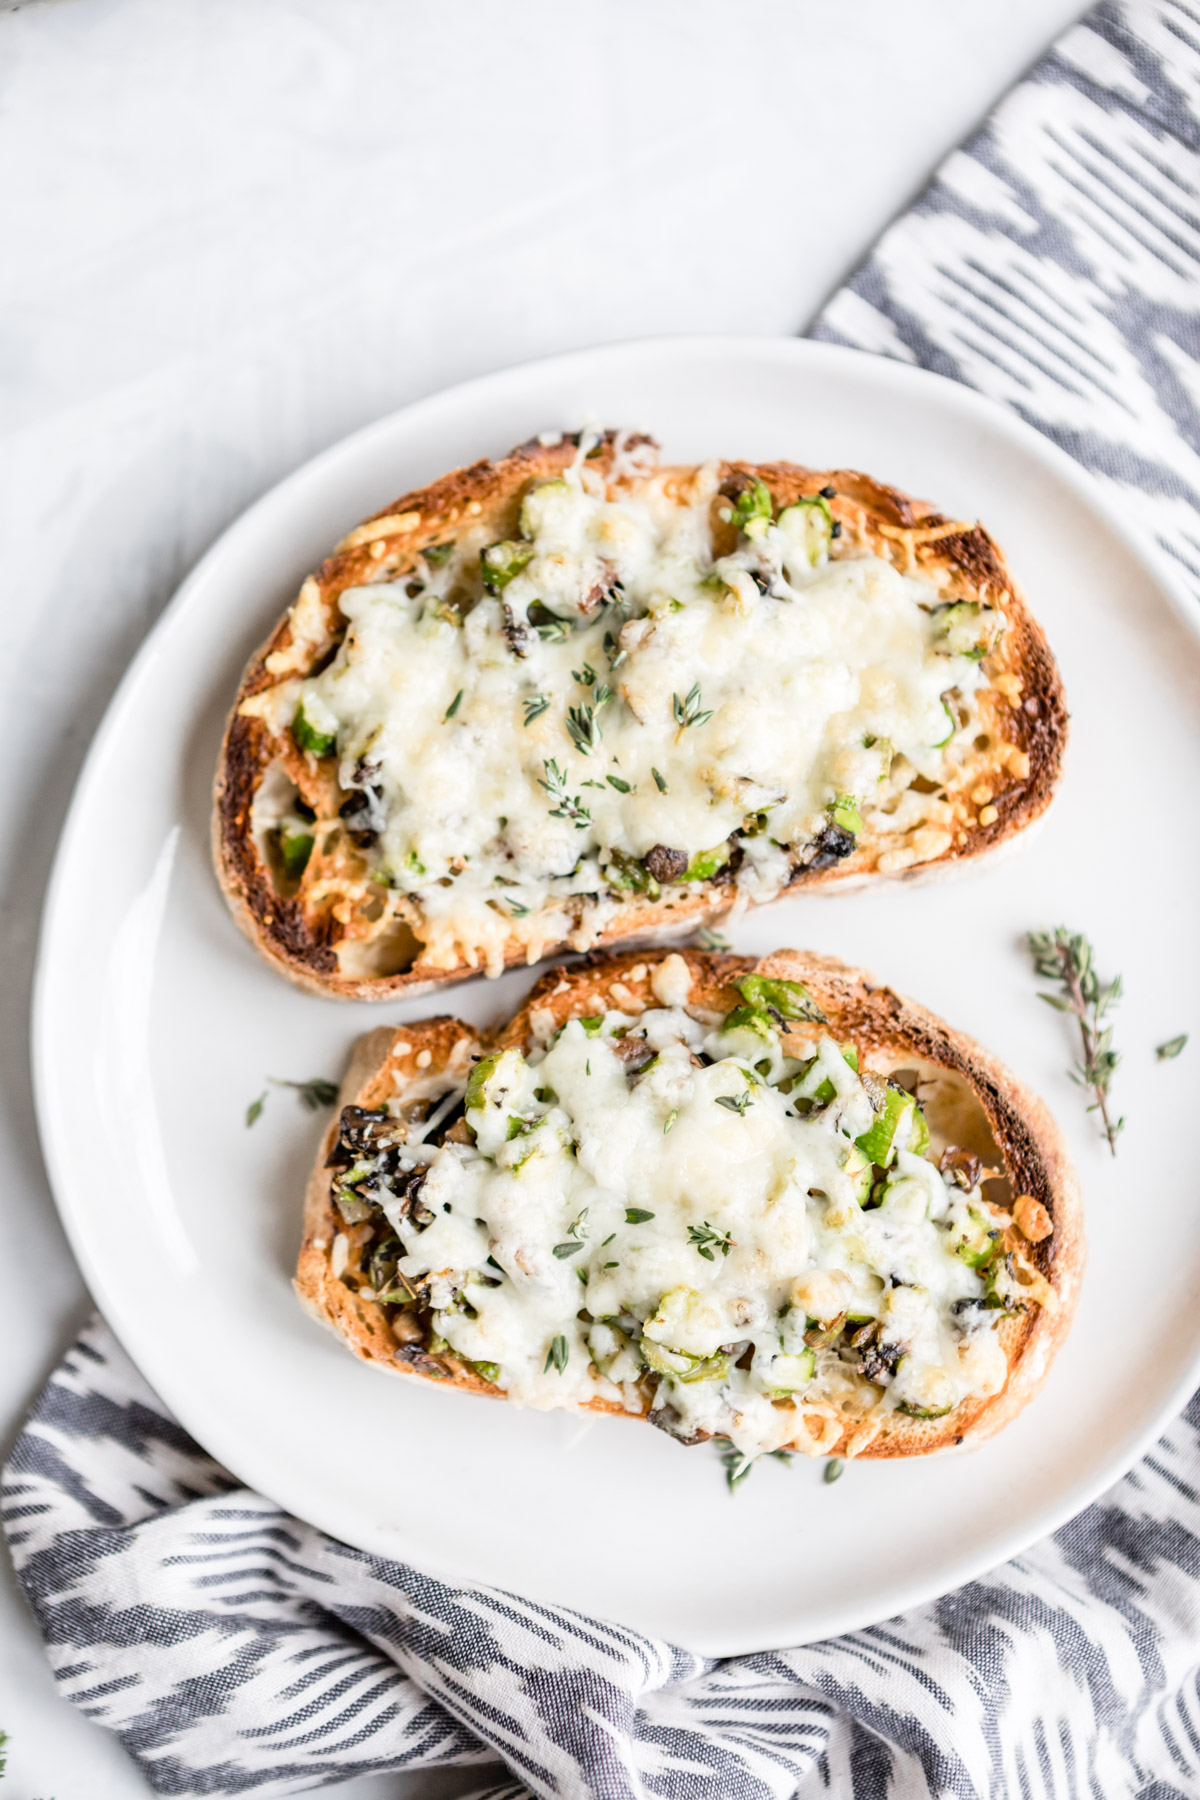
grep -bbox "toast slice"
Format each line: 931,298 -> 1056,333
296,948 -> 1081,1465
216,431 -> 1067,1000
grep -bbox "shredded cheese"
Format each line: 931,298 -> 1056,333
330,993 -> 1041,1460
275,456 -> 1005,974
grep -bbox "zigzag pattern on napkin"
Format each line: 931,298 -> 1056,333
815,0 -> 1200,612
6,1317 -> 1200,1797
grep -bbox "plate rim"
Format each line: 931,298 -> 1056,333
31,333 -> 1200,1655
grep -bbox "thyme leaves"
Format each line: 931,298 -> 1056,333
715,1090 -> 752,1116
672,681 -> 713,733
1027,928 -> 1124,1154
539,758 -> 591,829
552,1208 -> 590,1260
565,702 -> 603,757
719,1443 -> 793,1493
245,1076 -> 339,1127
688,1221 -> 734,1260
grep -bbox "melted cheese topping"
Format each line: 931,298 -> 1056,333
286,461 -> 999,968
350,983 -> 1019,1460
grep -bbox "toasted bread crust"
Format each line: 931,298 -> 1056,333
215,433 -> 1068,1000
296,948 -> 1082,1462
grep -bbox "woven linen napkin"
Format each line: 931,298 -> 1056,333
6,2 -> 1200,1794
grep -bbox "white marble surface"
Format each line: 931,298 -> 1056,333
0,0 -> 1087,1792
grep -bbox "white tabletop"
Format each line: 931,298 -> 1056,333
0,0 -> 1088,1792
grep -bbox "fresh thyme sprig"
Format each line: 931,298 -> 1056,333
565,702 -> 602,756
1157,1034 -> 1188,1061
552,1207 -> 590,1260
721,1445 -> 755,1491
719,1443 -> 793,1493
246,1076 -> 339,1127
523,694 -> 549,726
688,1221 -> 734,1260
715,1090 -> 752,1116
565,675 -> 613,755
539,758 -> 591,829
1027,927 -> 1124,1154
283,1076 -> 340,1110
697,925 -> 730,951
672,682 -> 713,733
603,629 -> 627,673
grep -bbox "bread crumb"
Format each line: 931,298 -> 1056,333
448,1036 -> 480,1075
1013,1194 -> 1053,1242
971,784 -> 993,807
977,805 -> 999,827
993,673 -> 1023,701
1006,747 -> 1031,779
877,846 -> 917,874
528,1005 -> 558,1045
908,826 -> 953,865
392,1041 -> 411,1057
263,577 -> 329,677
1011,1249 -> 1057,1310
844,1417 -> 884,1458
468,500 -> 482,515
650,952 -> 693,1009
336,510 -> 420,551
631,963 -> 647,981
416,1048 -> 432,1068
609,982 -> 641,1011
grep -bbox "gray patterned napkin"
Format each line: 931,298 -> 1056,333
6,3 -> 1200,1794
815,0 -> 1200,614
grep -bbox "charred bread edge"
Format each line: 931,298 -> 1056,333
216,434 -> 1068,999
295,947 -> 1083,1462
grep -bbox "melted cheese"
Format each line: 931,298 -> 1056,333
367,1004 -> 1017,1459
289,462 -> 998,967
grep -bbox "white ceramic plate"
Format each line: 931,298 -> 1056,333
35,338 -> 1200,1656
